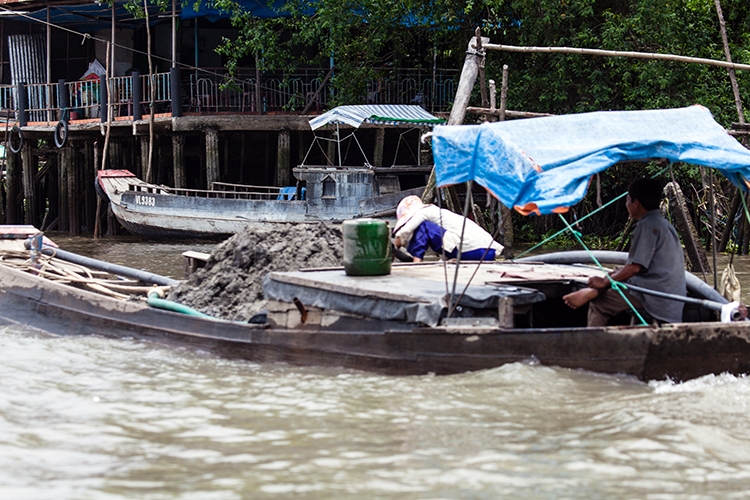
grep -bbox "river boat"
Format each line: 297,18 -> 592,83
5,106 -> 750,381
1,224 -> 748,382
98,105 -> 443,238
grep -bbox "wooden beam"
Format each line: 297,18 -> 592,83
466,107 -> 554,119
483,42 -> 750,71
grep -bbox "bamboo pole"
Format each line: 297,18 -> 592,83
482,43 -> 750,72
714,0 -> 745,124
144,0 -> 155,183
499,64 -> 509,122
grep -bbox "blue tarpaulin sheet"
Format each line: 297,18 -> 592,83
432,105 -> 750,215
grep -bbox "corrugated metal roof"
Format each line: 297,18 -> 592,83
309,105 -> 444,130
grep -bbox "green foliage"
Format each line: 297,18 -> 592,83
185,0 -> 750,121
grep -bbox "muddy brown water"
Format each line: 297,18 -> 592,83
2,233 -> 750,498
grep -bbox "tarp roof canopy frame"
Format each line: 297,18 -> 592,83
431,105 -> 750,216
303,105 -> 445,168
309,105 -> 445,131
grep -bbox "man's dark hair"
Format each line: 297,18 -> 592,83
628,178 -> 663,210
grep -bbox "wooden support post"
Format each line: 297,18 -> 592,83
58,147 -> 69,232
276,129 -> 291,186
326,131 -> 336,166
5,149 -> 20,224
239,132 -> 247,184
173,134 -> 186,188
140,135 -> 150,181
21,140 -> 38,227
83,139 -> 95,232
423,33 -> 487,204
499,64 -> 509,122
373,128 -> 385,167
264,133 -> 272,185
62,143 -> 79,234
298,131 -> 307,167
419,128 -> 431,166
205,128 -> 220,188
109,139 -> 122,170
664,181 -> 711,275
222,134 -> 230,180
170,66 -> 182,118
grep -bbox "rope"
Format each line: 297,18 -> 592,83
514,164 -> 672,259
557,213 -> 649,326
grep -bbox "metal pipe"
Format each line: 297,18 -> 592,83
623,282 -> 727,313
515,250 -> 728,304
25,239 -> 179,286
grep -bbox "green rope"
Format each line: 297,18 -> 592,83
738,174 -> 750,232
557,213 -> 649,326
515,164 -> 672,260
515,192 -> 628,259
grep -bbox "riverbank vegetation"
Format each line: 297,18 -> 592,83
132,0 -> 750,253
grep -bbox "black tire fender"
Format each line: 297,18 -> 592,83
94,176 -> 109,201
8,125 -> 22,153
54,120 -> 69,149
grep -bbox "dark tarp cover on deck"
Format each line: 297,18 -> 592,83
431,105 -> 750,215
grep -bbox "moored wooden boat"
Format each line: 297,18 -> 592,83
1,226 -> 749,381
98,105 -> 442,238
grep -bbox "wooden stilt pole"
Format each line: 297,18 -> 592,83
93,141 -> 101,238
21,140 -> 38,227
276,129 -> 291,186
205,128 -> 220,188
5,148 -> 19,224
373,128 -> 385,167
83,138 -> 95,233
63,142 -> 79,234
173,133 -> 186,188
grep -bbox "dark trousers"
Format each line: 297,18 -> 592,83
588,288 -> 644,327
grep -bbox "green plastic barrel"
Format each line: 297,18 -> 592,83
343,219 -> 392,276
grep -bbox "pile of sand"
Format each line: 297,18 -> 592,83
168,223 -> 344,321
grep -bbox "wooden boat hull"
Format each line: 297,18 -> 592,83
98,170 -> 423,238
2,262 -> 750,381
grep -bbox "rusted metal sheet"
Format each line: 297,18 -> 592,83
8,34 -> 47,122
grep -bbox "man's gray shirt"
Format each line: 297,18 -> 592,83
626,210 -> 686,323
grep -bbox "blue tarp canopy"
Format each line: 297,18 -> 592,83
309,105 -> 445,130
432,105 -> 750,215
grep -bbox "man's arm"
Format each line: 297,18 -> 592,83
588,263 -> 644,290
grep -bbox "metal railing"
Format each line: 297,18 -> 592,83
67,79 -> 100,120
188,67 -> 457,113
0,67 -> 456,125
